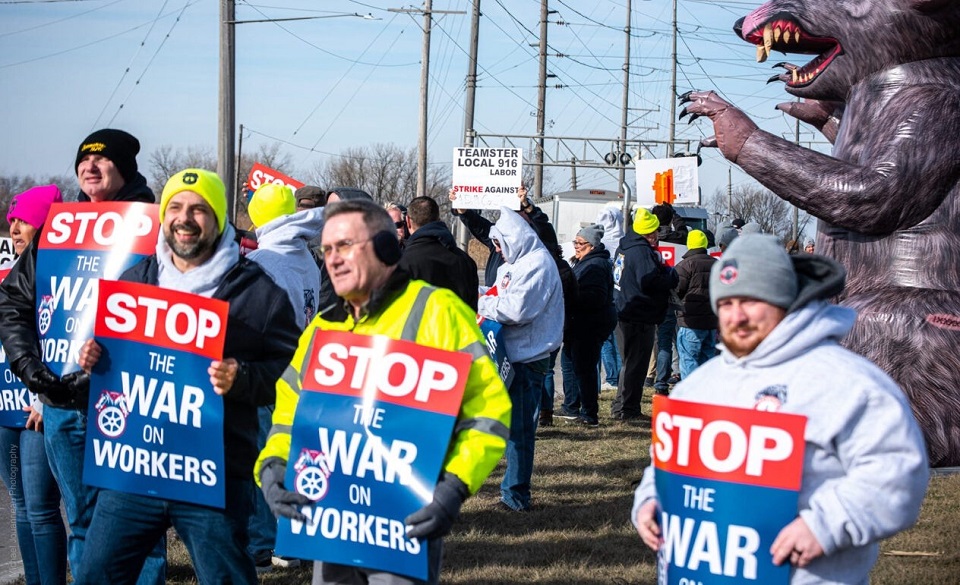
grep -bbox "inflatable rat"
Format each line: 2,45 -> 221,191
680,0 -> 960,466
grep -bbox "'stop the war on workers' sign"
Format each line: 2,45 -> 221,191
83,279 -> 229,508
276,330 -> 472,581
451,147 -> 523,210
35,202 -> 159,377
0,266 -> 30,429
651,395 -> 807,585
246,162 -> 304,194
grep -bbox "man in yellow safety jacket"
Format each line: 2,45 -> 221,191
255,197 -> 511,585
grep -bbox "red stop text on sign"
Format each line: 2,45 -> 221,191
652,395 -> 807,490
95,280 -> 228,359
302,330 -> 471,416
41,202 -> 158,255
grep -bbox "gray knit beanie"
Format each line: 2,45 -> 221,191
577,223 -> 604,247
710,234 -> 798,313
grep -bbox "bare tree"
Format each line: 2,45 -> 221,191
0,173 -> 78,233
147,145 -> 218,194
705,185 -> 812,243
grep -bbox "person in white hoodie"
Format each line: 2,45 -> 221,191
244,182 -> 324,571
632,234 -> 929,584
246,183 -> 324,329
478,208 -> 564,512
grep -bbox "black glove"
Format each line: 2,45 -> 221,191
13,356 -> 69,400
260,458 -> 312,522
404,472 -> 469,540
61,370 -> 91,403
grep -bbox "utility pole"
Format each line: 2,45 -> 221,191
570,157 -> 577,190
667,0 -> 678,157
417,0 -> 432,198
618,0 -> 632,188
534,0 -> 549,198
462,0 -> 480,149
793,103 -> 800,241
219,0 -> 236,219
389,4 -> 465,198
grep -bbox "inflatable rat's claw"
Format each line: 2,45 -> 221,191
686,112 -> 702,124
767,74 -> 782,84
678,90 -> 695,104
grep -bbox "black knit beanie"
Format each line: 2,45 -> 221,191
75,129 -> 140,182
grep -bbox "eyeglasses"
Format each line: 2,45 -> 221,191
318,238 -> 371,259
572,240 -> 589,248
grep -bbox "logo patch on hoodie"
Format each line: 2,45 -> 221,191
718,259 -> 739,285
500,271 -> 512,290
754,385 -> 787,411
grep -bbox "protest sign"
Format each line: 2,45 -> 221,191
635,157 -> 699,207
0,267 -> 28,428
35,202 -> 159,377
83,280 -> 229,508
451,147 -> 523,210
246,162 -> 304,200
276,330 -> 472,580
652,395 -> 807,585
476,286 -> 514,387
0,238 -> 14,265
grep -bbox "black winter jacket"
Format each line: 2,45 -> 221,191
122,255 -> 299,480
613,233 -> 678,324
676,248 -> 718,330
398,221 -> 479,311
568,245 -> 617,340
0,175 -> 155,407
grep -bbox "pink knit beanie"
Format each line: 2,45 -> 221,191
7,185 -> 64,229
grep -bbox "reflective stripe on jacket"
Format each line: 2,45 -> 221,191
255,278 -> 511,494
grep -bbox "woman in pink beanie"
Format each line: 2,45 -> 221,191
1,183 -> 68,585
6,184 -> 63,258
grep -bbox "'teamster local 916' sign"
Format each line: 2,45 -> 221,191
277,330 -> 471,581
451,147 -> 523,210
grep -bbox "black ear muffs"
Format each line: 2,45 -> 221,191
372,230 -> 402,265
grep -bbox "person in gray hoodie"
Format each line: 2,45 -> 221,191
478,208 -> 564,512
632,234 -> 928,585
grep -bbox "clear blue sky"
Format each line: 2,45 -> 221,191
0,0 -> 829,200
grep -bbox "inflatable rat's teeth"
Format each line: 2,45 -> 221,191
763,23 -> 773,56
757,44 -> 768,63
792,69 -> 799,83
774,26 -> 782,43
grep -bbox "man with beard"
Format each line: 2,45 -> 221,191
0,128 -> 167,584
632,234 -> 928,584
72,169 -> 300,584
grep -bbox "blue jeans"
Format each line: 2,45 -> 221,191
77,481 -> 257,585
540,349 -> 559,413
248,405 -> 277,559
501,358 -> 548,511
654,310 -> 678,392
559,346 -> 580,415
677,327 -> 717,380
1,425 -> 67,585
600,331 -> 621,387
43,406 -> 166,584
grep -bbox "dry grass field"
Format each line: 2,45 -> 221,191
160,387 -> 960,585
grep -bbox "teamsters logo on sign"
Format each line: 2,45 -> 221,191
278,330 -> 472,581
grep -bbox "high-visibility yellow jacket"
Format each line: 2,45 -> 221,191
255,275 -> 511,494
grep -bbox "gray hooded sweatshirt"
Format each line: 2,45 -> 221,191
632,291 -> 929,584
247,208 -> 324,329
477,208 -> 564,364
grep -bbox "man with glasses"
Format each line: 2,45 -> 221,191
256,198 -> 511,585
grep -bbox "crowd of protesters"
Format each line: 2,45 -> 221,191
0,127 -> 929,585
